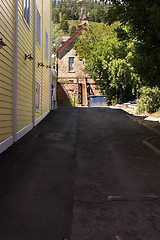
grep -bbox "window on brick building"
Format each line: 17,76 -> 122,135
69,57 -> 74,71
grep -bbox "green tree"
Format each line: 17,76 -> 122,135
60,20 -> 69,33
105,0 -> 160,87
74,23 -> 140,104
53,10 -> 60,23
70,25 -> 77,36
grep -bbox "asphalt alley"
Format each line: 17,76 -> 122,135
0,107 -> 160,240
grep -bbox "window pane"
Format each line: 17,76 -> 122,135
24,0 -> 27,20
69,57 -> 74,71
27,0 -> 30,26
37,10 -> 41,46
24,0 -> 30,26
36,82 -> 40,112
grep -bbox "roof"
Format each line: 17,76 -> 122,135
56,24 -> 87,56
61,37 -> 70,44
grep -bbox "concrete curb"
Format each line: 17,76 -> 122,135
143,137 -> 160,156
126,113 -> 160,156
126,113 -> 160,134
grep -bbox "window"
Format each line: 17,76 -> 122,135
24,0 -> 30,27
36,81 -> 40,112
69,57 -> 74,71
37,9 -> 41,47
46,32 -> 49,61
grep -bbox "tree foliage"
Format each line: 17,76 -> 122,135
137,86 -> 160,114
60,20 -> 69,33
104,0 -> 160,87
52,0 -> 110,23
70,25 -> 77,36
74,23 -> 141,104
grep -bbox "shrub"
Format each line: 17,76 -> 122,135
137,86 -> 160,114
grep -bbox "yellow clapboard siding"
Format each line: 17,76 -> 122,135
0,121 -> 12,128
17,122 -> 32,130
1,55 -> 13,69
17,104 -> 32,112
17,61 -> 33,77
1,28 -> 14,48
1,40 -> 13,55
0,108 -> 12,115
17,108 -> 32,115
1,8 -> 14,28
1,0 -> 14,13
17,116 -> 32,122
0,115 -> 12,121
0,94 -> 12,103
18,23 -> 33,42
17,84 -> 32,95
0,133 -> 13,143
17,119 -> 32,125
17,124 -> 32,132
1,48 -> 14,62
35,113 -> 41,119
1,62 -> 13,75
0,87 -> 13,98
17,86 -> 33,98
17,64 -> 33,78
1,72 -> 13,84
1,47 -> 14,62
0,73 -> 13,85
1,16 -> 14,36
17,81 -> 33,94
0,127 -> 12,135
17,100 -> 33,108
0,101 -> 12,109
0,81 -> 13,92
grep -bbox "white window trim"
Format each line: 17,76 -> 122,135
23,0 -> 31,28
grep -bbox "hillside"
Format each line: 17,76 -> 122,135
52,20 -> 100,52
51,0 -> 110,65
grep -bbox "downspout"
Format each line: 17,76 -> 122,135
33,0 -> 36,126
41,0 -> 43,115
13,0 -> 18,142
50,0 -> 52,110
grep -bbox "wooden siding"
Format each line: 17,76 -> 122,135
16,0 -> 34,132
35,0 -> 51,120
0,0 -> 51,146
42,0 -> 51,114
0,0 -> 14,142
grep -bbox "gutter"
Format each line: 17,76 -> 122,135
13,0 -> 18,142
33,0 -> 36,126
50,0 -> 52,110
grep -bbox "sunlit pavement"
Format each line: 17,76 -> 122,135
0,107 -> 160,240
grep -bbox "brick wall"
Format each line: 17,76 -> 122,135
57,37 -> 101,106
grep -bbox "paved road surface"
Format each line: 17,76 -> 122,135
0,107 -> 160,240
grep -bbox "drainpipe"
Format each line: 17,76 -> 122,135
33,0 -> 36,126
41,0 -> 44,115
50,0 -> 52,110
13,0 -> 18,142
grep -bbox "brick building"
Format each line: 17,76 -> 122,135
56,17 -> 100,106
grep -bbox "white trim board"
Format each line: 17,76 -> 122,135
35,110 -> 50,126
0,111 -> 50,154
0,136 -> 14,154
16,122 -> 33,141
